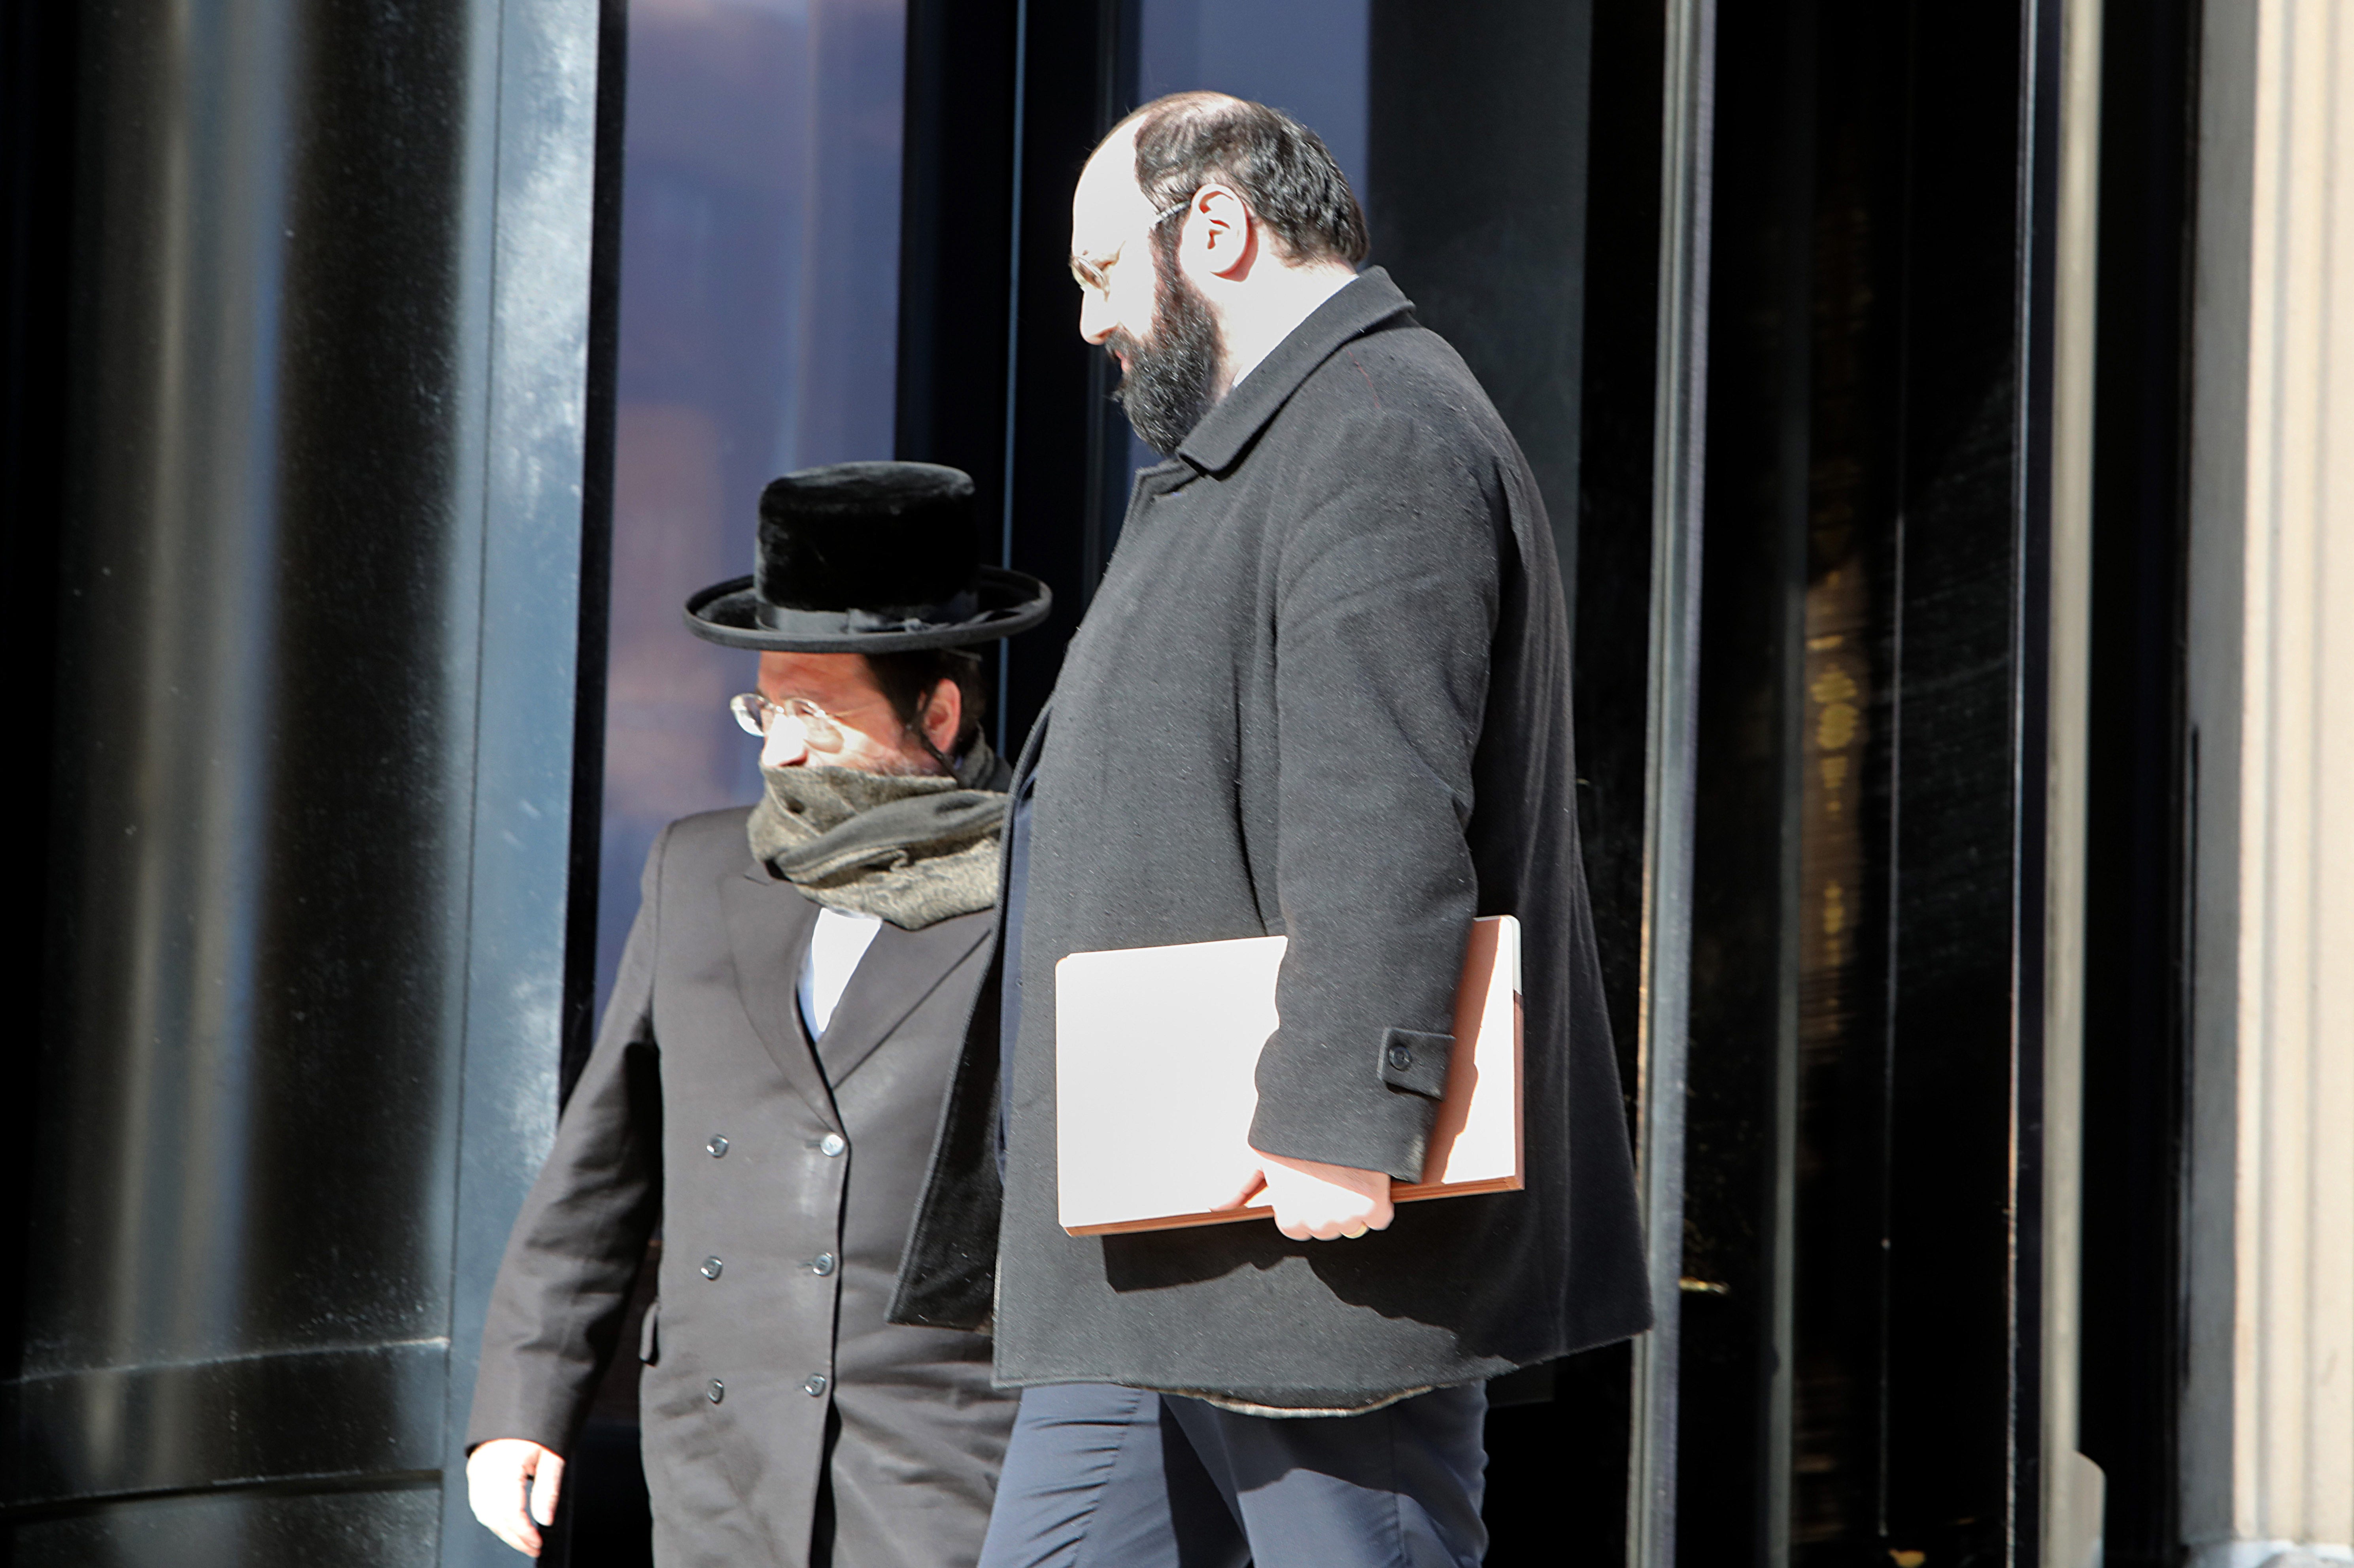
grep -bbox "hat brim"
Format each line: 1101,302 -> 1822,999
683,565 -> 1053,653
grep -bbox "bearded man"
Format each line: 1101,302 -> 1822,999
889,94 -> 1652,1568
465,463 -> 1048,1567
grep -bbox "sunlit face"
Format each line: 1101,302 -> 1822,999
1071,128 -> 1168,360
752,652 -> 952,775
1071,128 -> 1224,454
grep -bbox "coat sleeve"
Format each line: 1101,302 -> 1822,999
465,826 -> 669,1455
1247,402 -> 1502,1181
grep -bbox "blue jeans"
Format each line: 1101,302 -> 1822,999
977,1381 -> 1489,1568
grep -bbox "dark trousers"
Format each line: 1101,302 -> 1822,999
977,1381 -> 1489,1568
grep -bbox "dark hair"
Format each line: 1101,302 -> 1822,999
1124,92 -> 1368,267
863,648 -> 987,768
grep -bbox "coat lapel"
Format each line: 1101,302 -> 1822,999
717,864 -> 833,1119
1009,699 -> 1052,789
815,909 -> 992,1085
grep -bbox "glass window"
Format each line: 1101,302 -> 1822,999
1135,2 -> 1369,195
597,0 -> 907,1011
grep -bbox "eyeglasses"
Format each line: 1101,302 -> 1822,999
1069,196 -> 1193,293
730,692 -> 873,753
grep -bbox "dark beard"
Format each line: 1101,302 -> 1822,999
1109,244 -> 1224,455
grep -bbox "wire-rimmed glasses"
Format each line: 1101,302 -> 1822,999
1069,196 -> 1193,293
730,692 -> 855,753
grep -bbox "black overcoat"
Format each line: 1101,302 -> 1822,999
469,808 -> 1017,1567
893,269 -> 1652,1410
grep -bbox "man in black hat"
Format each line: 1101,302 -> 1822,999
464,462 -> 1050,1568
890,94 -> 1651,1568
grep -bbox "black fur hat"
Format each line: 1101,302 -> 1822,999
684,461 -> 1050,652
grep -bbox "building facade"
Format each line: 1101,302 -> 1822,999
0,1 -> 2347,1566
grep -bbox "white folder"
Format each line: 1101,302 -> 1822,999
1054,915 -> 1525,1235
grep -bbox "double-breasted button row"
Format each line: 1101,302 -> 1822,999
707,1374 -> 828,1403
817,1133 -> 846,1157
706,1134 -> 729,1158
696,1254 -> 829,1280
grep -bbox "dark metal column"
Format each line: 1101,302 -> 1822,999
2,0 -> 606,1559
995,0 -> 1136,746
1630,1 -> 1715,1563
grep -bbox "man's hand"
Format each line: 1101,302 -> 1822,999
467,1438 -> 565,1558
1216,1149 -> 1394,1241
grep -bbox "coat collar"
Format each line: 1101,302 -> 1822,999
721,857 -> 996,1103
1008,699 -> 1052,791
1174,267 -> 1415,478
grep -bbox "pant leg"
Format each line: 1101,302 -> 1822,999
977,1384 -> 1245,1568
1162,1384 -> 1490,1568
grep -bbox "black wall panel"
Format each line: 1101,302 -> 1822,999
3,0 -> 609,1558
2077,0 -> 2199,1558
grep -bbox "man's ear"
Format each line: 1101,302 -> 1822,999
922,678 -> 963,758
1189,184 -> 1256,280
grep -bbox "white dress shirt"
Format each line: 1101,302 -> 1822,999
798,906 -> 884,1038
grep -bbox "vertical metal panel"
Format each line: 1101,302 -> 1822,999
897,0 -> 1024,760
993,0 -> 1131,746
26,0 -> 474,1503
2009,0 -> 2078,1559
559,0 -> 626,1104
895,0 -> 1020,515
2038,0 -> 2108,1561
1763,20 -> 1818,1557
437,0 -> 606,1554
7,0 -> 604,1556
1628,0 -> 1714,1564
1666,0 -> 1815,1552
2075,0 -> 2199,1552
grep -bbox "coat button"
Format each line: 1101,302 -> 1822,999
707,1135 -> 729,1158
1387,1045 -> 1414,1070
803,1374 -> 828,1397
809,1253 -> 836,1277
707,1379 -> 725,1404
700,1256 -> 723,1280
818,1133 -> 846,1157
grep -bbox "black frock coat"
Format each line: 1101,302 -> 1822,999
468,807 -> 1017,1567
893,269 -> 1652,1410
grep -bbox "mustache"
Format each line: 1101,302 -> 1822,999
1104,329 -> 1142,381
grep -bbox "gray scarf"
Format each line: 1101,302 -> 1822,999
747,738 -> 1011,930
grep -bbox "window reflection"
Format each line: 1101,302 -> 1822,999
597,0 -> 906,1011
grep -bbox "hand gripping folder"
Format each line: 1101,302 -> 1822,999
1054,916 -> 1524,1235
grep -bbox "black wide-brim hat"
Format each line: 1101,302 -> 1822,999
684,460 -> 1051,653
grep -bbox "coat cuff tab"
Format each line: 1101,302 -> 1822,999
1378,1028 -> 1453,1100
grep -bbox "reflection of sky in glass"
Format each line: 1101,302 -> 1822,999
594,2 -> 1372,1010
595,0 -> 905,1015
1135,1 -> 1367,195
1123,1 -> 1370,478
